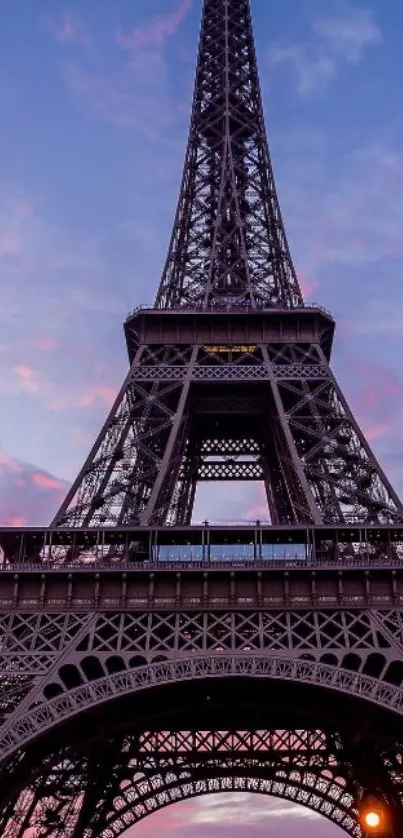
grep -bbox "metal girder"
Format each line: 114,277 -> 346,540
0,729 -> 361,838
0,597 -> 403,834
50,339 -> 403,527
279,354 -> 403,524
188,459 -> 263,480
126,363 -> 331,381
1,664 -> 403,837
1,607 -> 403,753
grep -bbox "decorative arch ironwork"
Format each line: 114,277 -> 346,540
1,729 -> 361,837
97,770 -> 358,838
1,653 -> 402,764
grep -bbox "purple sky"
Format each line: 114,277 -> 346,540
2,0 -> 403,833
124,793 -> 345,837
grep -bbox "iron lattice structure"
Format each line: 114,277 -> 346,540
51,0 -> 401,531
1,0 -> 403,835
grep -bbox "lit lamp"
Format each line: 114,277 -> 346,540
364,809 -> 382,829
359,795 -> 386,833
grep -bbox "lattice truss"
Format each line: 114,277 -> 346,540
0,730 -> 363,838
53,342 -> 402,528
1,609 -> 403,834
154,0 -> 302,309
1,608 -> 403,749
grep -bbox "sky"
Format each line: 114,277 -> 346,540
1,0 -> 403,832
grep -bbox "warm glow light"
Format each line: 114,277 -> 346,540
359,795 -> 386,831
364,809 -> 382,829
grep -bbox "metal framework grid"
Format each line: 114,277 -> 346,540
1,0 -> 403,835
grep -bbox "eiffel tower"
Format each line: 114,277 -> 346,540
1,0 -> 403,836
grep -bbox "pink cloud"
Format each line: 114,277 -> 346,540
71,426 -> 95,445
8,515 -> 26,527
34,335 -> 60,351
116,0 -> 192,53
13,364 -> 39,393
0,444 -> 68,526
76,384 -> 116,409
46,381 -> 116,413
121,796 -> 341,838
3,797 -> 341,838
41,369 -> 117,413
246,505 -> 270,519
31,472 -> 66,490
0,447 -> 22,474
341,358 -> 403,470
350,360 -> 403,412
365,422 -> 392,441
46,397 -> 69,413
245,486 -> 269,520
296,266 -> 319,299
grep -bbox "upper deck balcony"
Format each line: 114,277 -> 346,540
124,304 -> 335,365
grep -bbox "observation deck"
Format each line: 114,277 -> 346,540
124,304 -> 335,364
0,524 -> 402,614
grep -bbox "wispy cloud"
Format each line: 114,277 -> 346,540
73,384 -> 116,410
269,45 -> 337,95
47,10 -> 87,46
34,335 -> 60,352
59,0 -> 193,138
313,9 -> 382,62
193,483 -> 269,524
0,184 -> 126,347
13,364 -> 40,393
188,794 -> 319,825
1,360 -> 118,416
269,8 -> 382,94
273,135 -> 403,317
124,796 -> 340,838
348,357 -> 403,421
116,0 -> 192,52
62,64 -> 143,130
0,444 -> 67,526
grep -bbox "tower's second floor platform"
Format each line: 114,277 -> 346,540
124,304 -> 335,364
0,524 -> 402,613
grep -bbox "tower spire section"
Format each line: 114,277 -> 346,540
155,0 -> 302,310
51,0 -> 403,530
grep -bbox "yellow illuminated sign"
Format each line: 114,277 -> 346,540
204,345 -> 256,353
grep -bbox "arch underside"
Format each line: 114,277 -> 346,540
2,653 -> 403,764
0,633 -> 403,836
2,729 -> 359,838
1,678 -> 403,838
2,606 -> 403,765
